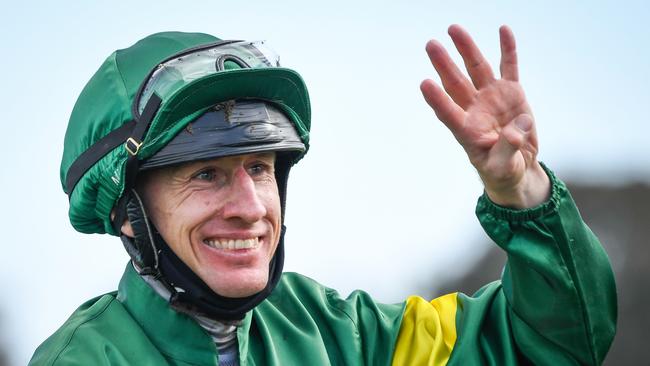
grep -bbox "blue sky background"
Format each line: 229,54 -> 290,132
1,1 -> 648,364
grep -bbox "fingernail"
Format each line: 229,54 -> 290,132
514,115 -> 532,132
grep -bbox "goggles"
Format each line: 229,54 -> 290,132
135,40 -> 281,115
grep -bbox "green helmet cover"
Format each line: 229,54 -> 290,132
60,32 -> 311,235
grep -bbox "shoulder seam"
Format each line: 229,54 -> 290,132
49,295 -> 117,366
324,288 -> 359,333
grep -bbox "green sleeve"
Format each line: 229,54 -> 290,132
451,163 -> 616,365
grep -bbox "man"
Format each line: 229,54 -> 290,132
31,25 -> 616,365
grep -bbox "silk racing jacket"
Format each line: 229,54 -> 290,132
30,167 -> 616,365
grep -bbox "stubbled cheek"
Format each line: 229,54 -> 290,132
262,195 -> 281,214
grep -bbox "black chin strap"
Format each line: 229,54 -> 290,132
121,189 -> 285,321
159,228 -> 284,320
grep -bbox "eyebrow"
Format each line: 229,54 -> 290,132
251,152 -> 276,160
180,152 -> 276,172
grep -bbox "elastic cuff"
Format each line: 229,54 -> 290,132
475,162 -> 567,222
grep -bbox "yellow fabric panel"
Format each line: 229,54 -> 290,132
391,293 -> 458,366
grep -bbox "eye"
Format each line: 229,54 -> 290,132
192,168 -> 227,186
249,164 -> 264,175
248,162 -> 273,177
194,169 -> 216,181
192,168 -> 228,187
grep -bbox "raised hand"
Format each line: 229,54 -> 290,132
421,25 -> 550,209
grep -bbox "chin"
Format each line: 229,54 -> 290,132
206,271 -> 269,298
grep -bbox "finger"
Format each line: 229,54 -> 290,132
420,79 -> 466,133
425,40 -> 477,109
499,25 -> 519,81
448,24 -> 495,89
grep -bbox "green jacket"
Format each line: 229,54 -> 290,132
30,169 -> 616,365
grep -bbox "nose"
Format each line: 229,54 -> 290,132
222,167 -> 267,223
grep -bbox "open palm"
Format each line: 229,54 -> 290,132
421,25 -> 549,208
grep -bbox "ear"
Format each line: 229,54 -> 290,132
121,219 -> 135,238
111,209 -> 135,238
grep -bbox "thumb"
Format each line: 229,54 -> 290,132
493,114 -> 533,157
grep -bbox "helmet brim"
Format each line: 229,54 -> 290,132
138,67 -> 311,165
139,100 -> 306,170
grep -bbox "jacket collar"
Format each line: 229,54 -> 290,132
116,262 -> 220,365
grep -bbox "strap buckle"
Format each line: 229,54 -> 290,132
125,137 -> 142,156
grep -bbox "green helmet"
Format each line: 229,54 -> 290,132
61,31 -> 312,320
61,32 -> 311,235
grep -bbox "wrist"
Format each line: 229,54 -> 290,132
484,162 -> 551,209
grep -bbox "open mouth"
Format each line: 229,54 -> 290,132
202,237 -> 260,250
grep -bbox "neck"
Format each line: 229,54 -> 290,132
134,262 -> 242,352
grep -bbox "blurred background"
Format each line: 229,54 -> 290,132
1,0 -> 648,364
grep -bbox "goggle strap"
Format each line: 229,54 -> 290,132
65,94 -> 162,199
131,93 -> 162,152
112,94 -> 161,233
65,120 -> 136,196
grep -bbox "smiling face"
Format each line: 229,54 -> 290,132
135,152 -> 281,298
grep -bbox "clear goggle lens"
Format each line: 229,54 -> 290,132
138,40 -> 280,114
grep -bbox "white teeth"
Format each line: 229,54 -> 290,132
203,237 -> 259,250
